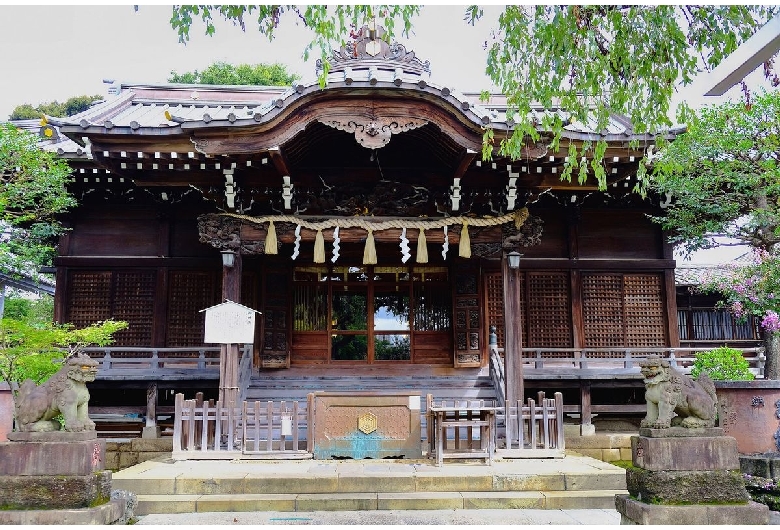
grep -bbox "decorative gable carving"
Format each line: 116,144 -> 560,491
319,116 -> 428,149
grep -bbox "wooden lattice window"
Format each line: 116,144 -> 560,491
582,273 -> 666,348
166,271 -> 218,347
67,271 -> 112,328
583,274 -> 624,348
111,272 -> 156,346
527,272 -> 571,348
624,274 -> 666,347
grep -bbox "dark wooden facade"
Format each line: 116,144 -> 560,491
47,27 -> 678,402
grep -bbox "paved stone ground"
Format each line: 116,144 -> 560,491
135,508 -> 622,525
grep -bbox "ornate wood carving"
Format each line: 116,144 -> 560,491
319,117 -> 428,149
198,214 -> 242,251
502,215 -> 544,250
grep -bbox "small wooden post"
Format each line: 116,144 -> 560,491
145,382 -> 158,429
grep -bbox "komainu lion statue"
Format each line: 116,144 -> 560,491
15,353 -> 99,432
639,355 -> 717,429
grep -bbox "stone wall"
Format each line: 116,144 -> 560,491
105,438 -> 173,471
563,426 -> 633,462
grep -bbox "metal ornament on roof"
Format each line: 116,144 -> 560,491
317,21 -> 431,79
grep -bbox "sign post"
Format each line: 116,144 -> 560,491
201,300 -> 260,405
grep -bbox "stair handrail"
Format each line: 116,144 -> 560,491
237,344 -> 253,404
488,325 -> 506,409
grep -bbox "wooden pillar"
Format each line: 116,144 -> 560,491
219,252 -> 242,406
502,252 -> 524,405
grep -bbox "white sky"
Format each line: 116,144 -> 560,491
0,4 -> 773,265
0,5 -> 500,120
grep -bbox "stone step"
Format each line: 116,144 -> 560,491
134,490 -> 626,515
113,466 -> 627,497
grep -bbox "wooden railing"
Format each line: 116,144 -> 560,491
172,393 -> 311,459
84,345 -> 253,378
491,345 -> 766,377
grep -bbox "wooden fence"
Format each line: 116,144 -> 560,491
501,392 -> 565,457
172,393 -> 312,459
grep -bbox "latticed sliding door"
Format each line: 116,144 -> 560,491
526,272 -> 572,348
166,271 -> 219,347
582,273 -> 666,350
111,272 -> 156,347
624,275 -> 666,346
66,270 -> 156,349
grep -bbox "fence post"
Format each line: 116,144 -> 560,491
198,350 -> 206,370
173,393 -> 184,452
555,392 -> 565,451
307,393 -> 314,454
104,349 -> 112,370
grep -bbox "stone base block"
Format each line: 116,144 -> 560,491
142,426 -> 161,439
632,435 -> 739,471
639,427 -> 723,438
7,431 -> 98,442
626,468 -> 749,504
0,489 -> 136,525
0,470 -> 112,509
615,495 -> 769,525
0,437 -> 105,475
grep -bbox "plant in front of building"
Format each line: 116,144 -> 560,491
696,249 -> 780,379
0,319 -> 128,402
691,346 -> 755,381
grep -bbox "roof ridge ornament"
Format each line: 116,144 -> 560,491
316,21 -> 431,79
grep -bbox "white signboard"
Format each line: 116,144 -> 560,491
201,301 -> 259,344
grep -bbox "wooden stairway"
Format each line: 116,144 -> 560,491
242,365 -> 498,444
245,365 -> 497,403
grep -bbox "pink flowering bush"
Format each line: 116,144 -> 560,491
699,249 -> 780,334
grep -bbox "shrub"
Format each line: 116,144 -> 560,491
691,346 -> 755,381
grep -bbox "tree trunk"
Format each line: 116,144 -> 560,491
764,330 -> 780,380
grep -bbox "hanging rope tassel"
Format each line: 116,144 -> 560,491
314,229 -> 326,263
363,229 -> 377,265
416,228 -> 428,263
264,220 -> 278,255
459,221 -> 471,258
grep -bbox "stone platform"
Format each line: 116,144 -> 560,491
0,430 -> 135,523
616,429 -> 769,525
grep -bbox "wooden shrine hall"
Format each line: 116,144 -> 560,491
38,24 -> 697,439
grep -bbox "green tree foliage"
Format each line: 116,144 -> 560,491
4,294 -> 54,328
9,95 -> 103,121
652,91 -> 780,256
0,124 -> 76,273
168,5 -> 778,193
169,61 -> 300,86
0,319 -> 128,396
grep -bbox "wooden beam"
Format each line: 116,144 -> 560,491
268,146 -> 292,177
503,253 -> 524,405
452,149 -> 477,181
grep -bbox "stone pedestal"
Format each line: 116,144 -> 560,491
615,427 -> 769,525
0,431 -> 135,524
